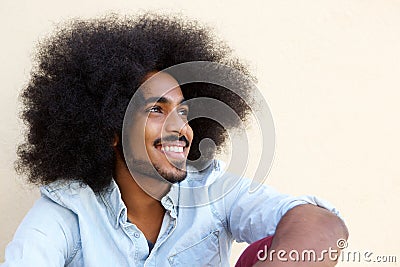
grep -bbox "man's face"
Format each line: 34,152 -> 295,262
127,71 -> 193,183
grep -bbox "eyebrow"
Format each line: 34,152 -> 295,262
143,96 -> 187,106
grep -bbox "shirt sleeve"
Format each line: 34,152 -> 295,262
224,177 -> 341,244
1,196 -> 79,267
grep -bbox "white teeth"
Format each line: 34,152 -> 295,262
161,146 -> 184,153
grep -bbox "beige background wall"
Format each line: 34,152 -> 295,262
1,1 -> 399,266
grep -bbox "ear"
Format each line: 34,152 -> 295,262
112,133 -> 120,147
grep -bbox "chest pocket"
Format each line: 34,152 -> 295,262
168,230 -> 221,266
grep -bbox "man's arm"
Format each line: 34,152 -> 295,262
254,204 -> 348,267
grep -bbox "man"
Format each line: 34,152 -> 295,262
3,13 -> 347,266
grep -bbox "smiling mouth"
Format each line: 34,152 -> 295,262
154,142 -> 187,160
153,135 -> 190,160
161,146 -> 184,153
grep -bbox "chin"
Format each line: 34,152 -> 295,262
156,166 -> 187,184
126,154 -> 188,183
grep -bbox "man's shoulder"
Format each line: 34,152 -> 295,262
41,180 -> 90,196
40,179 -> 116,202
33,181 -> 85,223
39,179 -> 107,214
184,159 -> 227,185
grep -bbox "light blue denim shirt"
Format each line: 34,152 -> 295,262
2,161 -> 339,266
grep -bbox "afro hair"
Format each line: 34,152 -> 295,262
16,13 -> 254,192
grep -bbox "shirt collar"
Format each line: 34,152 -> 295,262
100,179 -> 181,228
100,160 -> 222,228
161,183 -> 180,218
99,179 -> 127,229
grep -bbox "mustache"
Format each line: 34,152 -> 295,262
153,135 -> 190,147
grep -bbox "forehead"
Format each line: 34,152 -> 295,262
140,71 -> 184,102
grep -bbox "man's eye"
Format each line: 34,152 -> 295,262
147,106 -> 162,113
178,108 -> 189,116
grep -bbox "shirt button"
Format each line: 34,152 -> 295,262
133,232 -> 140,238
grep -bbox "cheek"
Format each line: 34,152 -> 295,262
144,121 -> 162,144
129,118 -> 147,152
129,128 -> 145,155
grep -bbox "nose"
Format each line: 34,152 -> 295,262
164,109 -> 190,136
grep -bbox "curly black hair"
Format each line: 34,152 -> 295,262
16,13 -> 254,192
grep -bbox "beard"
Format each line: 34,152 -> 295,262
127,156 -> 187,184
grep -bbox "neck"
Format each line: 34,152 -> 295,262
113,148 -> 167,243
116,169 -> 165,217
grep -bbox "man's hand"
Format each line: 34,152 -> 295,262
254,204 -> 348,267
